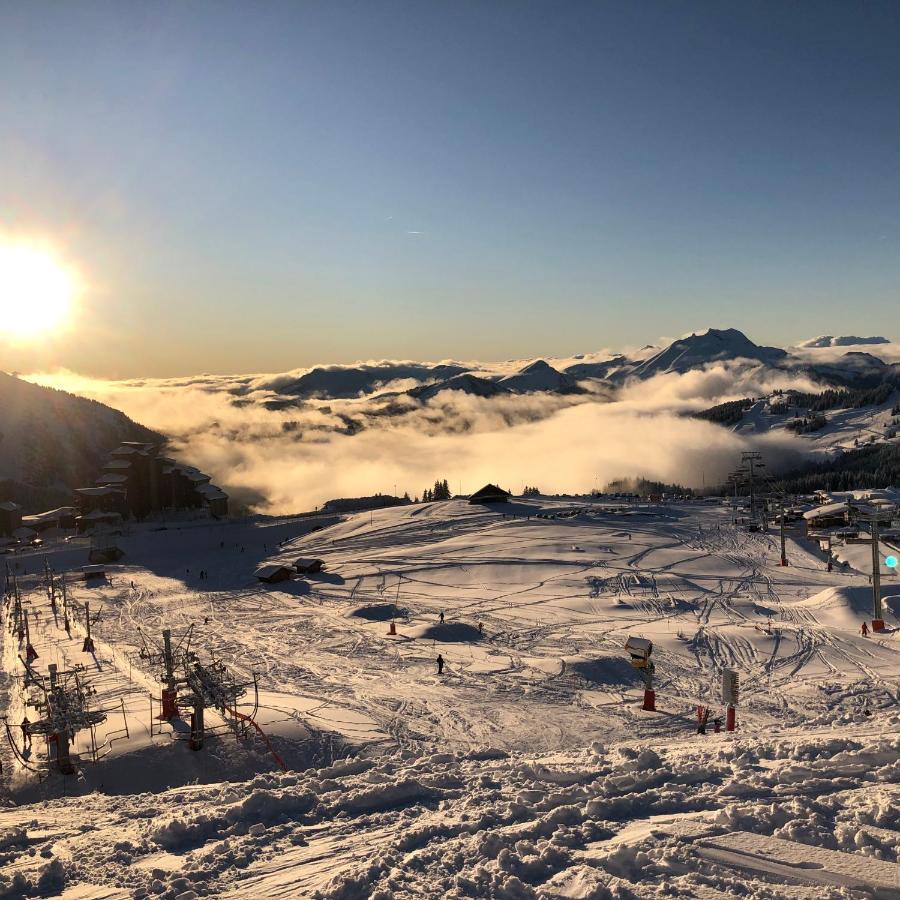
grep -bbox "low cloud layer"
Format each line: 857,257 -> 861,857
28,361 -> 818,514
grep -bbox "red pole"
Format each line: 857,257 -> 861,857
726,705 -> 736,732
642,689 -> 656,711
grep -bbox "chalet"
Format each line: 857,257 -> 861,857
803,502 -> 852,532
255,564 -> 293,584
0,500 -> 22,537
294,557 -> 324,574
468,484 -> 511,505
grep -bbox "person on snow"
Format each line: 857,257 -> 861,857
478,621 -> 484,635
439,611 -> 445,624
437,654 -> 444,675
21,715 -> 31,750
861,621 -> 869,637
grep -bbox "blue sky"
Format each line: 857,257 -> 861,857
1,1 -> 899,376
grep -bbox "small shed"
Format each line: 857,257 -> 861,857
255,564 -> 293,584
82,564 -> 106,580
294,557 -> 324,574
469,484 -> 511,505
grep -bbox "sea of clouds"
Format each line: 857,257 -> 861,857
27,359 -> 826,514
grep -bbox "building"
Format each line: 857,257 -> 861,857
74,441 -> 228,521
469,484 -> 511,504
255,564 -> 293,584
0,500 -> 22,537
22,507 -> 78,532
803,502 -> 851,532
294,557 -> 325,574
74,486 -> 128,517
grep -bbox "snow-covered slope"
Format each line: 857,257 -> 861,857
2,501 -> 898,897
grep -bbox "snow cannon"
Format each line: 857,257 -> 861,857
625,636 -> 653,668
625,636 -> 656,712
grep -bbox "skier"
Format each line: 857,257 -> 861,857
478,621 -> 484,635
861,621 -> 869,637
437,654 -> 444,675
439,611 -> 445,624
21,715 -> 31,750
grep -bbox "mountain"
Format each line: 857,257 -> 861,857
800,352 -> 900,389
408,373 -> 509,401
0,371 -> 164,512
260,363 -> 467,399
627,328 -> 788,380
498,360 -> 583,394
798,335 -> 890,348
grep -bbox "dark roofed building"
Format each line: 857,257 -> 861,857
469,484 -> 511,504
255,564 -> 294,584
294,557 -> 324,574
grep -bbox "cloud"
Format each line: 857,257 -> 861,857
26,360 -> 817,515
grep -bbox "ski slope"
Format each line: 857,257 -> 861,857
1,500 -> 898,897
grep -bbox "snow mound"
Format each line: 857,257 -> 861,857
563,654 -> 643,687
348,603 -> 405,621
797,586 -> 899,629
408,622 -> 483,642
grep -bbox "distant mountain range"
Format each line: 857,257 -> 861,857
8,328 -> 899,513
0,372 -> 163,512
255,328 -> 899,403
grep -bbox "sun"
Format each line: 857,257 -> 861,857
0,241 -> 78,340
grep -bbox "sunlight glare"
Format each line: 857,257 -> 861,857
0,241 -> 78,340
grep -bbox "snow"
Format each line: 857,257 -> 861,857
2,501 -> 899,897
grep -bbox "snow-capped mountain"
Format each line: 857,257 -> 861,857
628,328 -> 787,379
258,362 -> 467,399
497,360 -> 583,394
407,372 -> 508,401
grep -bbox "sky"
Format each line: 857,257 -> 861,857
1,1 -> 899,378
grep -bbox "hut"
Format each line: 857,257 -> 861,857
255,564 -> 293,584
468,484 -> 511,505
294,557 -> 325,574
